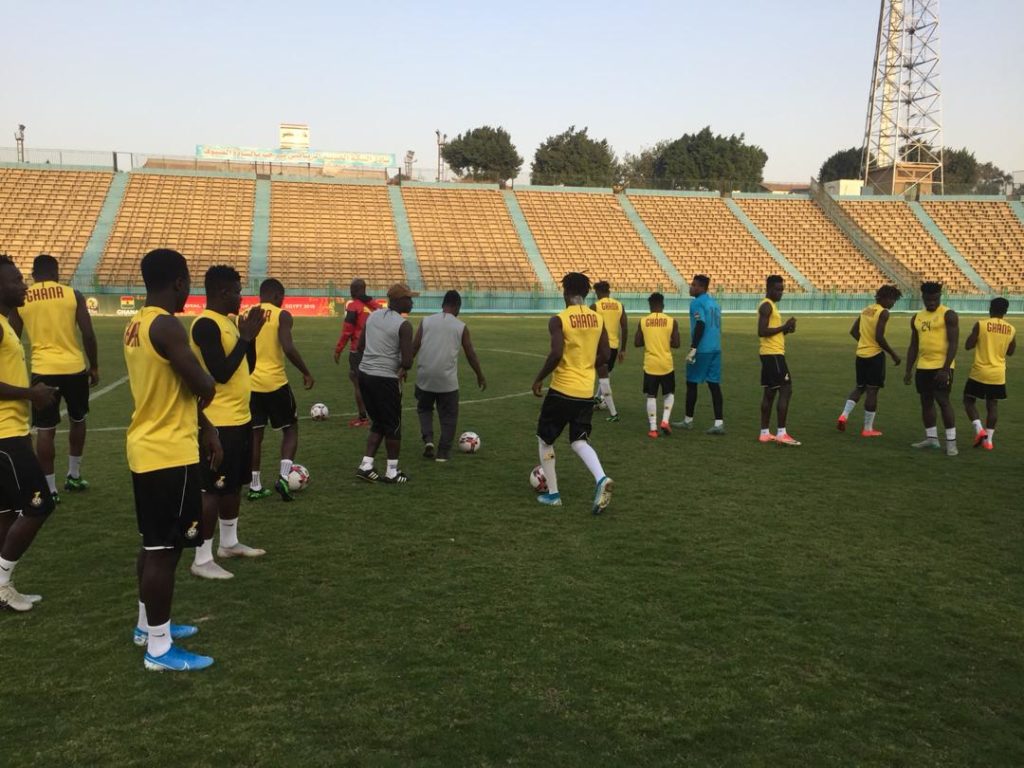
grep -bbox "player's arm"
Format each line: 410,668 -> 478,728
397,320 -> 414,381
670,319 -> 681,349
634,320 -> 644,348
875,309 -> 900,364
936,309 -> 959,385
412,321 -> 423,358
7,307 -> 23,337
1007,337 -> 1016,357
278,310 -> 314,390
150,314 -> 216,406
688,319 -> 704,363
849,317 -> 860,341
757,302 -> 791,337
197,408 -> 223,470
618,308 -> 627,362
595,327 -> 610,379
191,317 -> 253,384
532,316 -> 564,396
73,290 -> 100,386
964,321 -> 980,351
903,317 -> 918,384
461,326 -> 486,390
333,308 -> 359,363
0,323 -> 57,408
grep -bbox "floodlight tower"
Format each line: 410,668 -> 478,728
15,124 -> 26,163
862,0 -> 944,195
435,130 -> 448,182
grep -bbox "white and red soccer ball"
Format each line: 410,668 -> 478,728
287,464 -> 310,491
310,403 -> 329,421
529,465 -> 547,493
458,431 -> 481,453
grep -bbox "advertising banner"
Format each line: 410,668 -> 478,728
86,295 -> 334,317
195,145 -> 394,168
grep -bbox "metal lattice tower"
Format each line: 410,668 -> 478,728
862,0 -> 944,195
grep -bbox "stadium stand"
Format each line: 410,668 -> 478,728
629,195 -> 800,292
402,187 -> 539,290
515,191 -> 674,292
736,197 -> 891,291
100,174 -> 254,284
839,200 -> 976,293
920,200 -> 1024,293
0,167 -> 113,276
269,181 -> 405,288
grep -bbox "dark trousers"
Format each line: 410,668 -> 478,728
416,387 -> 460,457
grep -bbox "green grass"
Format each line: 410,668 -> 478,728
2,314 -> 1023,767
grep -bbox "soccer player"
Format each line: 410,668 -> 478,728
963,297 -> 1016,450
635,292 -> 680,438
355,283 -> 416,483
531,272 -> 614,514
675,274 -> 724,434
0,255 -> 58,612
247,278 -> 315,501
189,266 -> 267,580
757,275 -> 800,445
333,278 -> 386,428
836,284 -> 903,436
124,248 -> 221,671
9,254 -> 99,501
413,290 -> 486,462
904,281 -> 959,456
589,281 -> 627,422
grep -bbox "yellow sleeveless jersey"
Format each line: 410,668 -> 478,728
969,319 -> 1016,385
758,299 -> 785,355
551,305 -> 604,399
640,312 -> 675,375
250,302 -> 287,393
593,298 -> 624,349
856,303 -> 885,358
0,314 -> 30,438
189,309 -> 252,427
914,305 -> 954,369
19,280 -> 86,375
124,307 -> 199,473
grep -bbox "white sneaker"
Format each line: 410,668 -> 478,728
911,438 -> 941,449
0,583 -> 33,612
945,440 -> 958,457
217,542 -> 266,559
22,592 -> 42,604
190,560 -> 234,580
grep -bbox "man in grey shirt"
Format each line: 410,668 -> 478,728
355,283 -> 416,483
413,290 -> 486,461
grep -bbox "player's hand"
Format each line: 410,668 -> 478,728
198,390 -> 215,410
237,308 -> 265,342
201,425 -> 223,470
397,367 -> 407,382
617,349 -> 625,364
477,374 -> 487,391
891,353 -> 902,366
302,373 -> 315,390
686,347 -> 697,364
903,372 -> 912,385
934,368 -> 950,386
532,379 -> 544,397
784,317 -> 797,333
88,367 -> 100,387
29,383 -> 59,410
332,349 -> 341,364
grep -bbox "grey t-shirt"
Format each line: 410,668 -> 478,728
416,312 -> 466,393
359,308 -> 408,378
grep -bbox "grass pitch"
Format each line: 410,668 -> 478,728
2,314 -> 1022,767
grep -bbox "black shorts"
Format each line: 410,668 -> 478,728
250,384 -> 297,430
348,350 -> 363,374
537,389 -> 594,445
0,435 -> 55,517
31,372 -> 89,429
606,348 -> 618,374
915,368 -> 953,395
642,371 -> 676,397
760,355 -> 791,389
358,372 -> 402,438
855,353 -> 886,389
963,377 -> 1006,401
132,464 -> 203,550
201,423 -> 252,495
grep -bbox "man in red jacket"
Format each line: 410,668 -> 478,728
334,278 -> 386,427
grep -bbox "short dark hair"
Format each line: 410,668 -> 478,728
561,272 -> 591,299
32,254 -> 59,278
0,253 -> 15,271
205,265 -> 241,296
990,297 -> 1010,316
442,289 -> 462,307
876,284 -> 903,302
140,249 -> 188,292
648,292 -> 665,306
260,278 -> 284,298
766,275 -> 784,289
593,281 -> 610,294
920,281 -> 943,295
692,274 -> 710,288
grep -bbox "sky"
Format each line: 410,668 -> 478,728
1,0 -> 1021,183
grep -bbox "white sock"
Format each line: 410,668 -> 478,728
250,471 -> 262,491
646,397 -> 657,430
137,601 -> 148,632
972,419 -> 984,435
760,428 -> 770,437
0,556 -> 17,586
598,378 -> 617,416
280,459 -> 293,480
194,538 -> 214,566
45,474 -> 57,494
68,455 -> 82,477
147,620 -> 172,658
864,411 -> 876,431
359,456 -> 374,471
571,439 -> 605,482
661,393 -> 675,424
385,459 -> 398,479
925,426 -> 938,439
945,428 -> 956,442
538,438 -> 558,495
841,399 -> 856,419
986,428 -> 995,445
713,419 -> 723,427
776,427 -> 788,438
219,518 -> 239,548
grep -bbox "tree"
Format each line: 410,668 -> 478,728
441,126 -> 522,185
530,126 -> 617,187
818,146 -> 863,182
942,146 -> 978,187
619,140 -> 672,188
652,127 -> 768,190
975,161 -> 1012,194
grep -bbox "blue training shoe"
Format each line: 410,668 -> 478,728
536,492 -> 562,507
592,476 -> 614,515
144,645 -> 214,672
133,624 -> 200,647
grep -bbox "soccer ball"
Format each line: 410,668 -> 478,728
287,464 -> 310,491
310,403 -> 329,421
529,465 -> 548,493
458,431 -> 481,453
